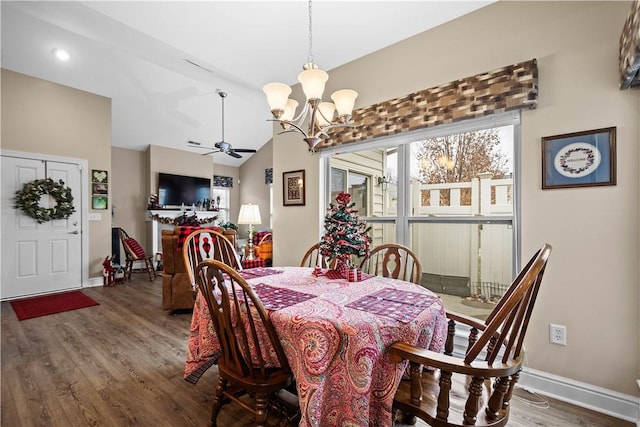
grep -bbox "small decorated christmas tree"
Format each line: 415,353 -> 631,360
319,192 -> 371,269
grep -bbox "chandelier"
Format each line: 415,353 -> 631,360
263,0 -> 358,153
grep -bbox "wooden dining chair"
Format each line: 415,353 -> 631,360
194,259 -> 299,427
300,242 -> 335,268
389,243 -> 552,427
118,228 -> 157,281
182,229 -> 241,289
360,243 -> 422,284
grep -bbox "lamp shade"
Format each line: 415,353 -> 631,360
263,82 -> 292,111
238,204 -> 262,225
282,98 -> 299,121
317,102 -> 336,127
331,89 -> 358,116
298,68 -> 328,100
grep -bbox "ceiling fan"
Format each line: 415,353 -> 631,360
188,91 -> 257,159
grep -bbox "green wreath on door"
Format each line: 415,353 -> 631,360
14,178 -> 75,223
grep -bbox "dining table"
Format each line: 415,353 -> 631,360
184,266 -> 447,427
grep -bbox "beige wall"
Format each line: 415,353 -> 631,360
1,69 -> 112,278
273,1 -> 640,396
238,139 -> 273,237
111,145 -> 246,260
111,147 -> 147,260
145,145 -> 239,242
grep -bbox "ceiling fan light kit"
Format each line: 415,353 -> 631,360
263,0 -> 358,153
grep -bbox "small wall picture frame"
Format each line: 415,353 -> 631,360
92,183 -> 108,195
541,127 -> 616,189
92,196 -> 108,210
283,169 -> 305,206
92,169 -> 108,183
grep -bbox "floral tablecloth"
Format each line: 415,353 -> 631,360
184,267 -> 447,427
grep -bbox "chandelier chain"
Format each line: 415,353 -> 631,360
307,0 -> 314,65
262,0 -> 357,154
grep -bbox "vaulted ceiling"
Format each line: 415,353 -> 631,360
1,1 -> 493,166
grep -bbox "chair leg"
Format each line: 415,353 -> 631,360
210,377 -> 227,427
124,260 -> 133,281
144,258 -> 155,281
255,392 -> 269,427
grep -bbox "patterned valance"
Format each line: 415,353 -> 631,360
265,168 -> 273,185
213,175 -> 233,188
619,1 -> 640,89
318,59 -> 538,150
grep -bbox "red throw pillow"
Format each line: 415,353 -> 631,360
124,237 -> 146,258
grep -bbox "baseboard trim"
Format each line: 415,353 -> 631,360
518,367 -> 640,425
86,277 -> 104,287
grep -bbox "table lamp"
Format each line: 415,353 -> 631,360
238,203 -> 262,260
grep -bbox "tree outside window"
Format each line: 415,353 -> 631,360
412,129 -> 511,207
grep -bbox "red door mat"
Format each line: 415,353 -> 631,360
10,290 -> 100,321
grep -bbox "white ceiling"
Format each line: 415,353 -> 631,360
1,1 -> 493,167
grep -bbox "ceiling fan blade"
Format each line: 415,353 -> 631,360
227,150 -> 242,159
201,149 -> 221,156
233,148 -> 257,153
188,140 -> 218,152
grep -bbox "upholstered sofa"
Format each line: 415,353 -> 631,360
161,226 -> 237,310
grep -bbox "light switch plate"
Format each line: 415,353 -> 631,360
88,213 -> 102,221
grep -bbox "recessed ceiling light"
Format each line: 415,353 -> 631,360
52,48 -> 70,61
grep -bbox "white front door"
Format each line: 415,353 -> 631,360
1,155 -> 83,300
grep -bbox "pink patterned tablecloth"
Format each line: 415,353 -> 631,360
184,267 -> 447,427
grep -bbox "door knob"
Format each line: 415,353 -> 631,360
69,230 -> 79,235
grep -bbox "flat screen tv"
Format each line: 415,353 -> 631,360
157,173 -> 211,207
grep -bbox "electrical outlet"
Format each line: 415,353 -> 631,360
549,324 -> 566,345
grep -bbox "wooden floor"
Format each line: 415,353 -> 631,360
1,276 -> 633,427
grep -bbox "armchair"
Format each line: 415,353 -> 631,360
160,226 -> 237,311
389,243 -> 552,427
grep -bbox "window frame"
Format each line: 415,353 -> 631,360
321,110 -> 522,276
211,186 -> 230,223
330,165 -> 373,217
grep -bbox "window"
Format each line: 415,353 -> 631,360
269,184 -> 273,229
323,112 -> 520,318
330,167 -> 370,216
211,187 -> 230,223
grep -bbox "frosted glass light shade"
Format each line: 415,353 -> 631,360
282,99 -> 299,121
238,204 -> 262,225
317,102 -> 336,127
298,68 -> 328,100
331,89 -> 358,116
263,83 -> 291,111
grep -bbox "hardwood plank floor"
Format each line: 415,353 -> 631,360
1,277 -> 633,426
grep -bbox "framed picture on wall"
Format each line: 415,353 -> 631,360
92,169 -> 108,183
92,196 -> 108,210
541,127 -> 616,189
283,169 -> 305,206
92,183 -> 108,195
